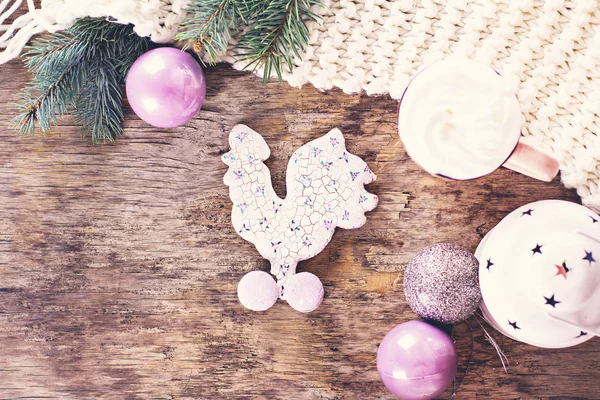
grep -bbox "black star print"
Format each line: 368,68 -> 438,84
522,209 -> 534,216
590,216 -> 599,223
486,258 -> 494,270
508,320 -> 521,330
576,331 -> 588,338
544,294 -> 560,308
531,244 -> 543,255
583,250 -> 596,264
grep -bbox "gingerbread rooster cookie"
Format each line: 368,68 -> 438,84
222,125 -> 378,312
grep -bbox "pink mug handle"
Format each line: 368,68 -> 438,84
502,140 -> 560,182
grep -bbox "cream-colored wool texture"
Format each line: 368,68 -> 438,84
0,0 -> 189,63
1,0 -> 599,208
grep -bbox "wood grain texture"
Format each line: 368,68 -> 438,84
0,54 -> 597,400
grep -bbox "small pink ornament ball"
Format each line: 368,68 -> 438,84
377,320 -> 458,400
238,271 -> 279,311
126,47 -> 206,128
283,272 -> 324,313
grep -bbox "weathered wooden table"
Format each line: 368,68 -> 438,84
0,59 -> 597,399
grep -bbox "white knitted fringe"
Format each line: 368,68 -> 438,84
0,0 -> 189,64
1,0 -> 599,210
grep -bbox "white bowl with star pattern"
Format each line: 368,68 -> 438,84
475,200 -> 600,348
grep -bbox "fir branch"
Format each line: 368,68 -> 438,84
177,0 -> 321,83
237,0 -> 321,83
174,0 -> 244,63
13,45 -> 86,137
24,32 -> 80,74
12,18 -> 149,143
72,45 -> 124,142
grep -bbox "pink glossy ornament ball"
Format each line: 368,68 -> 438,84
377,320 -> 457,400
126,47 -> 206,128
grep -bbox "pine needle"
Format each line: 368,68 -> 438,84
174,0 -> 246,63
11,18 -> 150,143
176,0 -> 322,83
238,0 -> 320,84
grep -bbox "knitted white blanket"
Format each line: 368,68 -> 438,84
0,0 -> 188,63
1,0 -> 599,208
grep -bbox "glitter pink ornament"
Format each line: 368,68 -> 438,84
377,320 -> 457,400
126,47 -> 206,128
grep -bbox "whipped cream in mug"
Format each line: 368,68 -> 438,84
398,59 -> 522,180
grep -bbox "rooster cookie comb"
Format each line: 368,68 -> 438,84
222,125 -> 378,312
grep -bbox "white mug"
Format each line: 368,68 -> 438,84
398,58 -> 559,182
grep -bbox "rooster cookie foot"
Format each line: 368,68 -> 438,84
282,272 -> 324,313
237,270 -> 279,311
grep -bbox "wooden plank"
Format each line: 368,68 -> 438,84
0,49 -> 596,399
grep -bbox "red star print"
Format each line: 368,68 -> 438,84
555,262 -> 569,279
